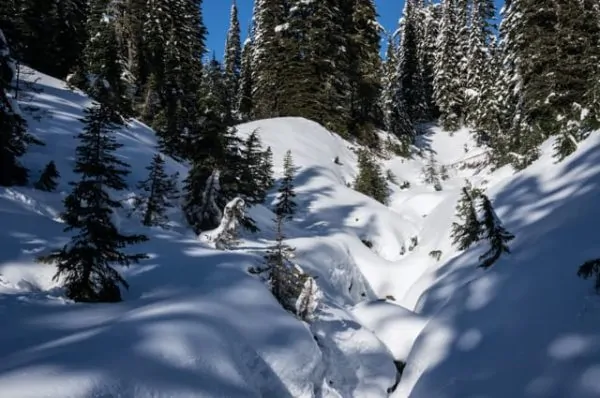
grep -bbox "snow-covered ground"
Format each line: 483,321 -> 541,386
1,67 -> 599,397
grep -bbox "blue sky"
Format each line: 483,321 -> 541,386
203,0 -> 504,60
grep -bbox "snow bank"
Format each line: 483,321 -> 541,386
351,300 -> 428,363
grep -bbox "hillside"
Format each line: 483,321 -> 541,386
1,68 -> 600,398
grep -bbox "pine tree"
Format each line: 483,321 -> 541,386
422,152 -> 442,191
239,130 -> 268,205
133,153 -> 179,228
258,146 -> 275,195
142,0 -> 206,160
34,161 -> 60,192
264,209 -> 305,313
577,258 -> 600,293
354,149 -> 388,204
381,34 -> 398,132
477,194 -> 514,269
275,150 -> 297,219
224,0 -> 242,118
451,182 -> 483,250
0,29 -> 40,187
464,0 -> 496,127
434,0 -> 464,131
395,0 -> 427,123
37,101 -> 148,303
237,37 -> 254,120
345,0 -> 383,141
419,2 -> 442,119
251,0 -> 287,119
76,0 -> 131,116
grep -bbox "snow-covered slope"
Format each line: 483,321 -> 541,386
3,67 -> 600,398
393,134 -> 600,398
0,68 -> 400,397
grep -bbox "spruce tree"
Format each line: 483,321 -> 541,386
0,30 -> 40,187
395,0 -> 428,123
251,0 -> 287,119
381,34 -> 398,132
237,38 -> 254,121
133,153 -> 179,228
259,146 -> 275,195
34,161 -> 60,192
275,150 -> 297,219
451,182 -> 483,250
419,3 -> 442,119
434,0 -> 464,131
224,0 -> 242,118
477,194 -> 514,269
577,258 -> 600,293
354,149 -> 388,204
346,0 -> 383,141
464,0 -> 496,127
422,152 -> 442,191
265,208 -> 303,313
37,101 -> 148,303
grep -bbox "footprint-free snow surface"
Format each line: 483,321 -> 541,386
1,68 -> 599,398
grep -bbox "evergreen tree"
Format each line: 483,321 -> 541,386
381,34 -> 398,132
419,2 -> 442,119
224,0 -> 242,117
434,0 -> 464,131
258,146 -> 275,195
37,101 -> 148,303
464,0 -> 496,127
275,150 -> 297,219
346,0 -> 383,141
70,0 -> 131,116
451,182 -> 483,250
34,160 -> 60,192
237,38 -> 254,120
477,194 -> 514,269
265,208 -> 305,313
354,149 -> 388,204
143,0 -> 206,160
251,0 -> 287,119
395,0 -> 427,123
239,130 -> 267,205
577,258 -> 600,293
133,153 -> 179,228
422,152 -> 442,191
0,30 -> 40,187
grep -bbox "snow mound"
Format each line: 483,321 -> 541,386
351,300 -> 428,363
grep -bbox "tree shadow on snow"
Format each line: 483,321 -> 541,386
407,141 -> 600,398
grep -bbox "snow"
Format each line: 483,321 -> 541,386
2,65 -> 600,398
351,300 -> 428,363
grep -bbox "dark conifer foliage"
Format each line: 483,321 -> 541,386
451,183 -> 483,251
0,30 -> 40,187
34,161 -> 60,192
577,259 -> 600,292
224,0 -> 242,118
133,153 -> 179,228
477,194 -> 514,269
354,149 -> 388,204
275,150 -> 297,219
395,0 -> 427,123
37,102 -> 148,303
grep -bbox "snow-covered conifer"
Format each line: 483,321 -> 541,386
354,149 -> 388,204
200,197 -> 245,250
34,161 -> 60,192
275,150 -> 297,219
477,194 -> 514,269
37,101 -> 148,303
133,153 -> 179,228
451,182 -> 483,250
